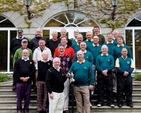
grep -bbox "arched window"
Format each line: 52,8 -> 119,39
126,15 -> 141,70
0,15 -> 16,72
43,12 -> 98,39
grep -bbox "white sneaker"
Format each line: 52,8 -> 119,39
97,104 -> 101,107
110,104 -> 115,107
90,103 -> 92,107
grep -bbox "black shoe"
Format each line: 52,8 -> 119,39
36,111 -> 42,113
127,103 -> 133,107
12,85 -> 16,91
118,104 -> 123,107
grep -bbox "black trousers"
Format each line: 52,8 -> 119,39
97,75 -> 114,105
117,77 -> 132,105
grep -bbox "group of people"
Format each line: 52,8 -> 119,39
10,26 -> 134,113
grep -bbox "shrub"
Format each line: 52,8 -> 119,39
134,72 -> 141,81
0,73 -> 11,82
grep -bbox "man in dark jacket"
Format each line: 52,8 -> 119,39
14,49 -> 35,113
46,57 -> 67,113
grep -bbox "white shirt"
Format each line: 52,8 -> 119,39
33,47 -> 52,61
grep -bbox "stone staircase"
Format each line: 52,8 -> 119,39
0,79 -> 141,113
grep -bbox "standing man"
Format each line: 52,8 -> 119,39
36,51 -> 52,113
54,43 -> 72,113
33,38 -> 52,91
46,57 -> 67,113
72,34 -> 83,53
33,39 -> 52,63
10,29 -> 28,91
70,29 -> 79,46
59,28 -> 72,47
84,31 -> 93,48
46,31 -> 60,55
104,33 -> 117,55
87,35 -> 102,65
54,36 -> 74,61
14,49 -> 35,113
112,29 -> 120,45
74,42 -> 93,65
111,35 -> 132,61
29,28 -> 47,52
93,26 -> 105,45
10,29 -> 28,54
115,48 -> 134,107
96,45 -> 114,107
69,50 -> 94,113
13,39 -> 32,91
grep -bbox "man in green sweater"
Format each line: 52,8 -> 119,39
96,45 -> 114,107
115,48 -> 134,108
69,50 -> 94,113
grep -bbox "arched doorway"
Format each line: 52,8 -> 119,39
42,11 -> 99,39
0,15 -> 16,72
125,15 -> 141,71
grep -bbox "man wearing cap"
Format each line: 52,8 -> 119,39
10,29 -> 29,91
10,29 -> 28,54
13,39 -> 32,65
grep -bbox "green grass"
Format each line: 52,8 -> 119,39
0,73 -> 12,82
134,72 -> 141,81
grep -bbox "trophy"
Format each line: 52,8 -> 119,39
70,72 -> 75,82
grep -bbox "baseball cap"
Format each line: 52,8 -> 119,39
22,39 -> 28,43
17,29 -> 23,33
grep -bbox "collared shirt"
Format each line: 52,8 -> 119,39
92,43 -> 99,47
106,40 -> 114,44
101,53 -> 108,56
33,47 -> 52,61
22,57 -> 29,61
117,44 -> 124,47
16,36 -> 25,39
77,59 -> 85,64
81,50 -> 87,53
86,39 -> 93,42
53,65 -> 61,72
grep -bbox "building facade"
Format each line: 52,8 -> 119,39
0,0 -> 141,72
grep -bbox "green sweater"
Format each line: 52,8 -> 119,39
69,60 -> 94,86
13,48 -> 32,66
115,57 -> 134,78
104,41 -> 117,55
84,40 -> 93,48
71,38 -> 77,46
111,44 -> 132,61
87,44 -> 102,64
74,50 -> 93,65
96,54 -> 114,72
72,43 -> 80,53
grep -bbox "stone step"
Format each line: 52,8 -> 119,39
1,106 -> 141,113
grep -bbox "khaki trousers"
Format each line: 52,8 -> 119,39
49,92 -> 64,113
74,86 -> 90,113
